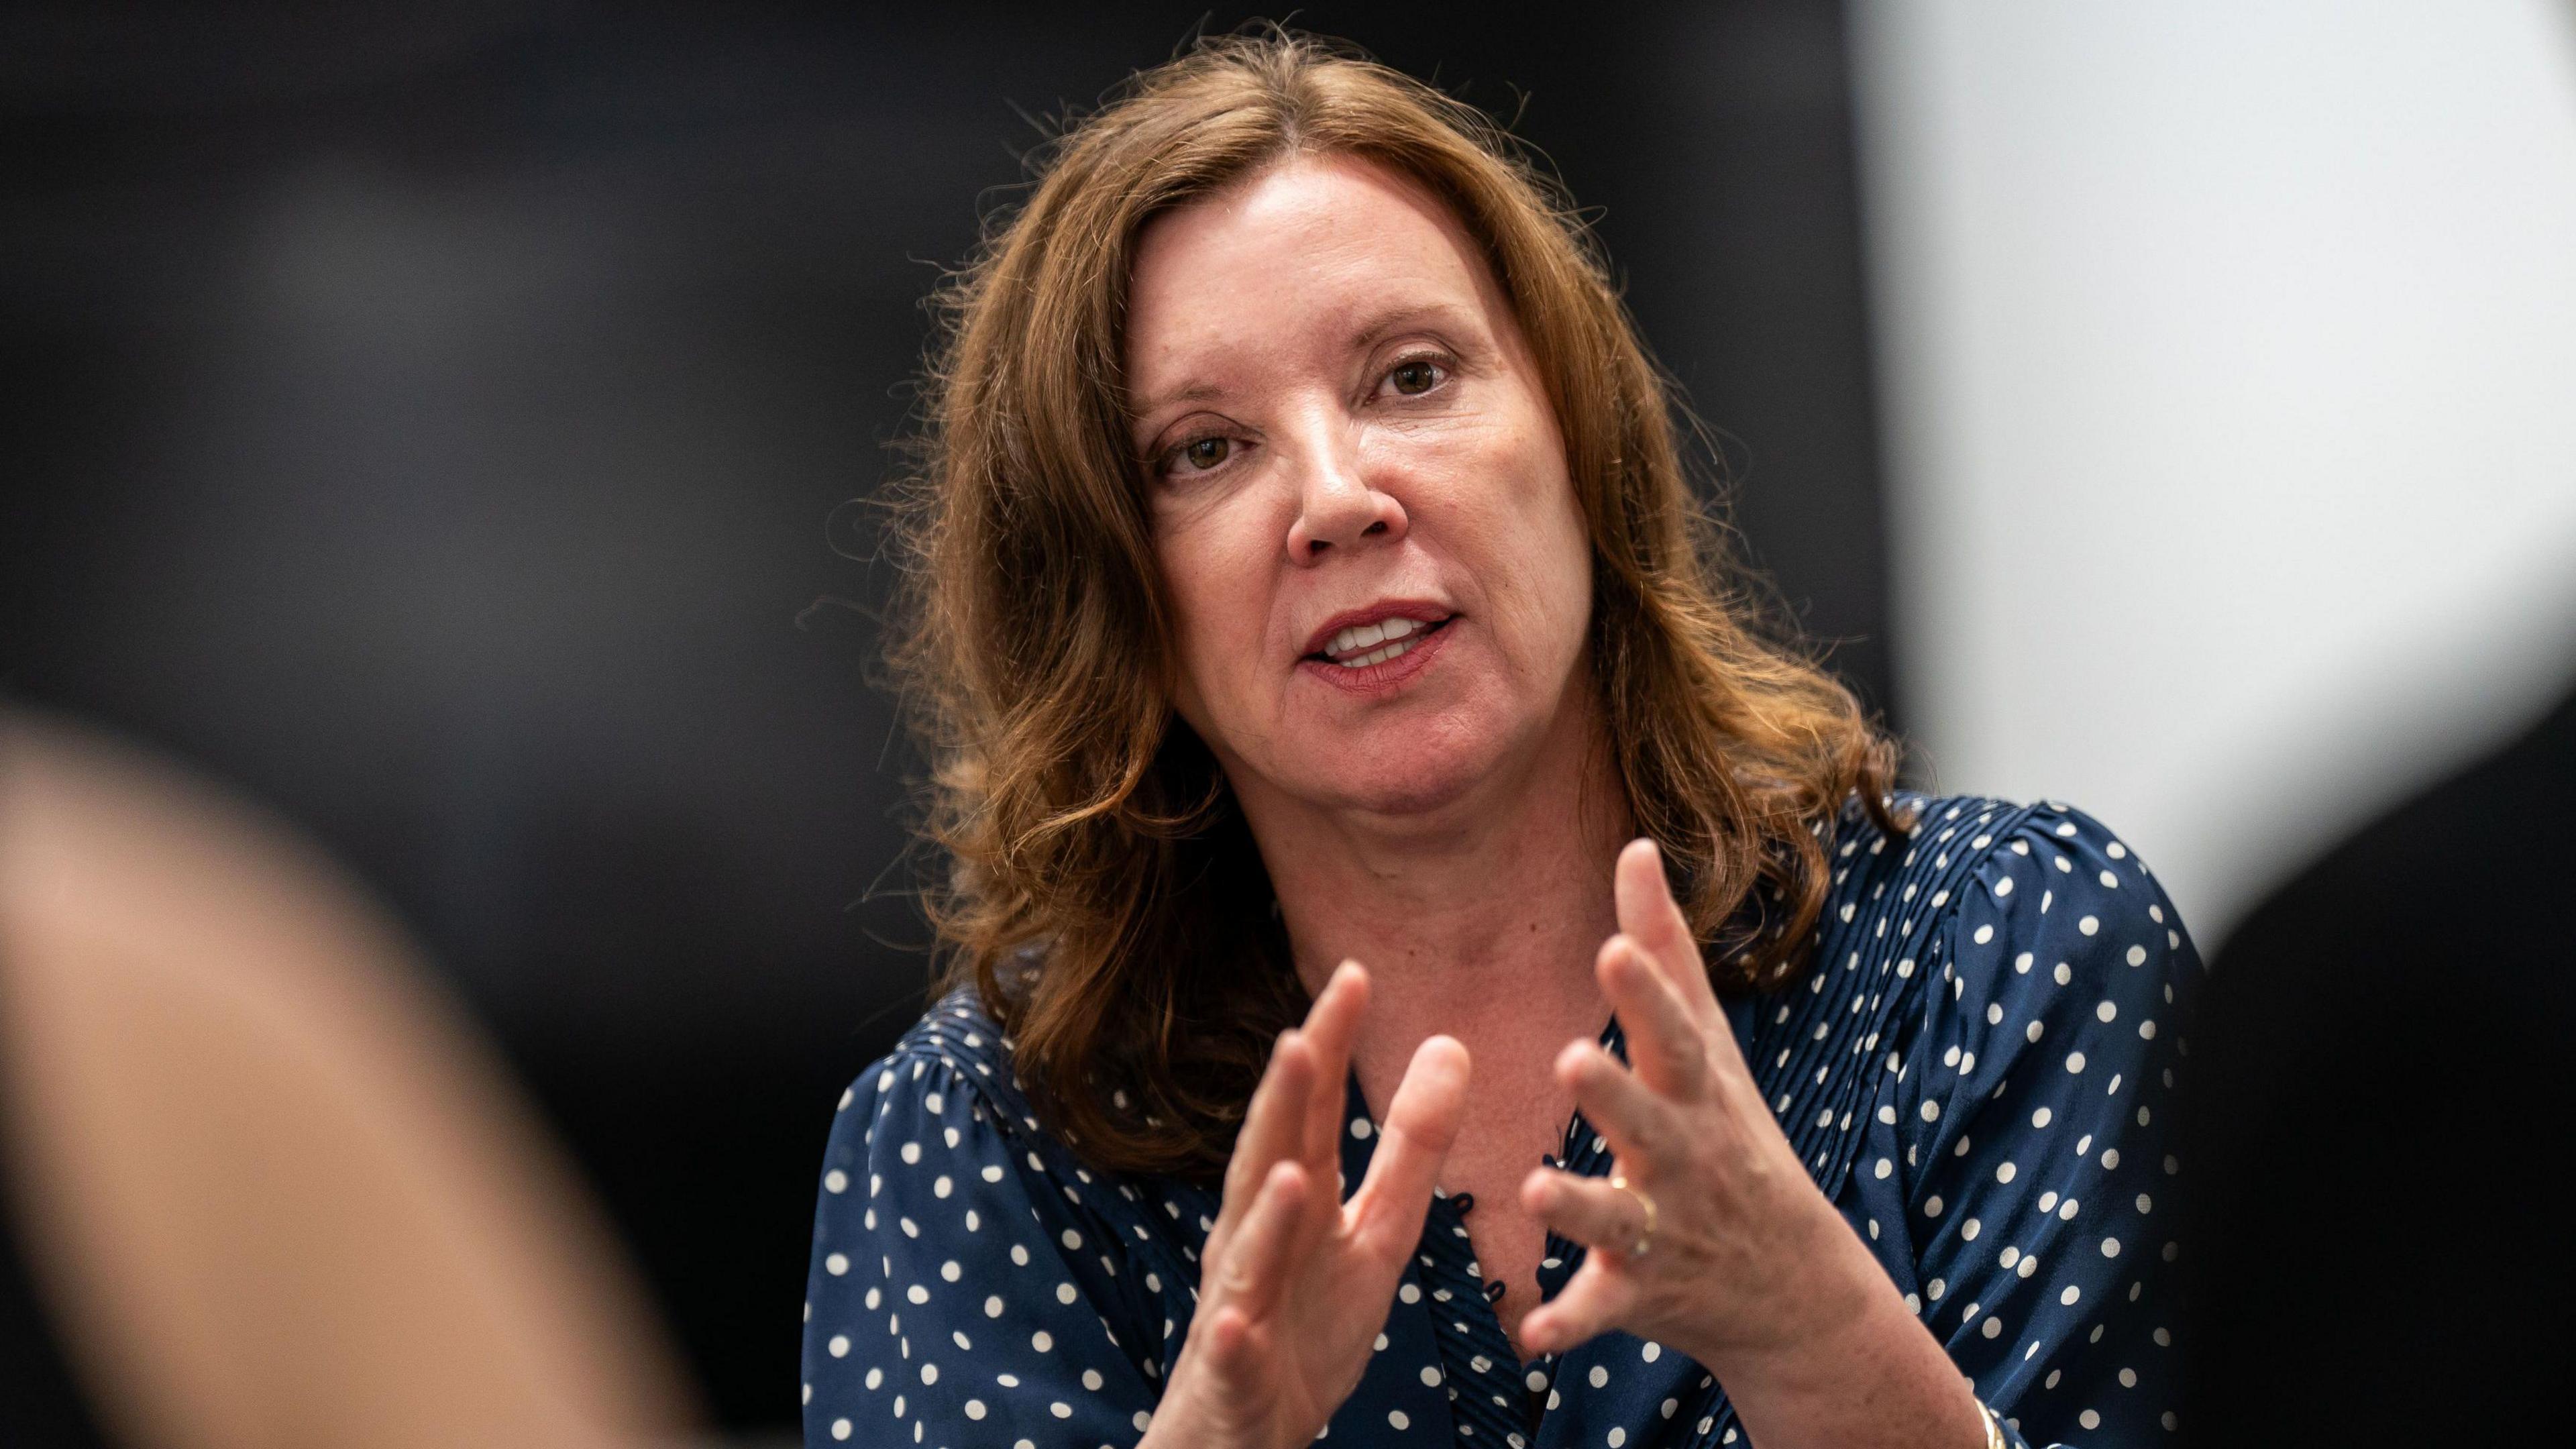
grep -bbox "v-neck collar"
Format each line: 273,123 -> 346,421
1334,1010 -> 1628,1443
1335,996 -> 1768,1446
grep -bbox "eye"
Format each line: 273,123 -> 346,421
1387,358 -> 1444,396
1159,434 -> 1232,476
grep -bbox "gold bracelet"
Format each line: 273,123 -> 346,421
1976,1399 -> 2005,1449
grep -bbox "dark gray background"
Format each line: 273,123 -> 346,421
0,2 -> 1891,1429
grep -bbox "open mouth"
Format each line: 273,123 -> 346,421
1304,615 -> 1452,669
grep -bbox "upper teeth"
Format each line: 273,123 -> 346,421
1325,616 -> 1431,667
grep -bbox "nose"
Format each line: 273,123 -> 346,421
1281,419 -> 1407,565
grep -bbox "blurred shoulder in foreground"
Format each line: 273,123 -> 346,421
0,708 -> 701,1449
2184,683 -> 2576,1445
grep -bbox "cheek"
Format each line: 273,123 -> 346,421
1152,498 -> 1280,710
1466,415 -> 1591,632
1539,475 -> 1595,612
1516,506 -> 1596,676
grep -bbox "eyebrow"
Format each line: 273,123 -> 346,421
1347,299 -> 1475,353
1128,299 -> 1484,429
1131,380 -> 1228,418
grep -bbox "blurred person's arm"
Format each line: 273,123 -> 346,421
0,710 -> 700,1449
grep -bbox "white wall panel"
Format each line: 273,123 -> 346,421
1849,0 -> 2576,941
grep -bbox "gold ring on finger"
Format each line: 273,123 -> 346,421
1607,1173 -> 1656,1259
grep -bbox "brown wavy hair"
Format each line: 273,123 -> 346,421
887,30 -> 1902,1182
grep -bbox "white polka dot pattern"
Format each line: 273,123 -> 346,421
798,1042 -> 1177,1444
1839,797 -> 2198,1448
798,795 -> 2201,1447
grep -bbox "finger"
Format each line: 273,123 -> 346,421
1297,963 -> 1368,1182
1554,1036 -> 1686,1171
1595,933 -> 1709,1100
1212,1160 -> 1311,1324
1197,1302 -> 1257,1382
1346,1034 -> 1470,1260
1614,838 -> 1721,1022
1285,964 -> 1367,1260
1226,1031 -> 1313,1203
1514,1256 -> 1638,1358
1212,1030 -> 1316,1254
1515,1167 -> 1647,1356
1520,1165 -> 1655,1271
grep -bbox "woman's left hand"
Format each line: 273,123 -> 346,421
1513,841 -> 1988,1449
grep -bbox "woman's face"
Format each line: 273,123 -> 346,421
1125,154 -> 1597,822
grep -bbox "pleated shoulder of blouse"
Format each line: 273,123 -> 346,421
851,983 -> 1224,1268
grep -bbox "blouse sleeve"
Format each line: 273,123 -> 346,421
801,1049 -> 1162,1447
1890,803 -> 2202,1446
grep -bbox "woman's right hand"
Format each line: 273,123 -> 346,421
1142,961 -> 1470,1449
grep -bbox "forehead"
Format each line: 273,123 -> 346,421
1124,154 -> 1504,388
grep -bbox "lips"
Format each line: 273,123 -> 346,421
1311,614 -> 1450,667
1294,610 -> 1457,692
1297,602 -> 1454,662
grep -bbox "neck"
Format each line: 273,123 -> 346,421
1230,680 -> 1634,1109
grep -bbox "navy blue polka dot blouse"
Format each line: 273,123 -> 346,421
802,794 -> 2203,1446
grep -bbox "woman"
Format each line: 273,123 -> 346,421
804,34 -> 2195,1449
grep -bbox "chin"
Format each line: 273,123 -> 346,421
1293,724 -> 1517,819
